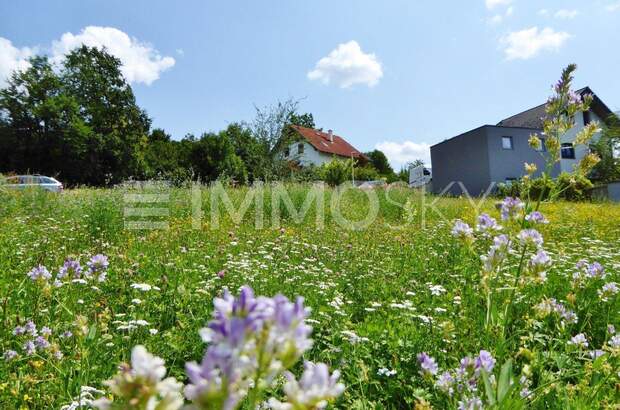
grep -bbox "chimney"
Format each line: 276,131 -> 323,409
327,129 -> 333,142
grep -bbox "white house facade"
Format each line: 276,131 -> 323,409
283,125 -> 366,167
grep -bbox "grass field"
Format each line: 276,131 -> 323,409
1,184 -> 619,409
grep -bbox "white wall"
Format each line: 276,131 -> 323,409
281,141 -> 337,166
559,110 -> 603,173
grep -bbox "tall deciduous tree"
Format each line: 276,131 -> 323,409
0,46 -> 150,185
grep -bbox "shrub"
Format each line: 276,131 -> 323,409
556,172 -> 593,201
318,158 -> 352,186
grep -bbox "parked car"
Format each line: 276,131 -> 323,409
1,175 -> 64,193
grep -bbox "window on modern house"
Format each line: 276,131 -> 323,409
583,110 -> 591,126
298,143 -> 304,155
284,148 -> 289,157
502,136 -> 513,150
561,143 -> 576,159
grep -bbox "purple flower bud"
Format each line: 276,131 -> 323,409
27,265 -> 51,281
3,350 -> 18,361
474,350 -> 495,374
58,258 -> 82,279
417,352 -> 438,376
500,197 -> 524,221
525,211 -> 548,224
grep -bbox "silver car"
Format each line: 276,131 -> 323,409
2,175 -> 64,193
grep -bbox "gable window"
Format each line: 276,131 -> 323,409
284,148 -> 290,158
502,136 -> 514,150
583,110 -> 591,126
536,138 -> 547,152
561,143 -> 575,159
297,143 -> 304,155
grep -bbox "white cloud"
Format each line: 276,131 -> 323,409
554,9 -> 579,19
500,27 -> 571,60
538,9 -> 549,16
0,38 -> 35,87
51,26 -> 175,85
488,14 -> 504,24
375,140 -> 431,169
606,1 -> 620,11
488,6 -> 514,24
307,40 -> 383,88
485,0 -> 512,10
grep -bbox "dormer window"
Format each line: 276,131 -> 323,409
298,143 -> 304,155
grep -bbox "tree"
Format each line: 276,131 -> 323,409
62,46 -> 151,184
0,46 -> 151,185
590,114 -> 620,182
250,98 -> 317,180
365,149 -> 393,175
189,131 -> 247,183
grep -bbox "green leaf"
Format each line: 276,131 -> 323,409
482,370 -> 497,406
498,359 -> 513,403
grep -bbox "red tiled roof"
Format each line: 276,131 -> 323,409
290,125 -> 366,159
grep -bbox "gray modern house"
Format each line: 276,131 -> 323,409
430,87 -> 615,196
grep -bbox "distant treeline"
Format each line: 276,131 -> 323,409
0,46 -> 409,187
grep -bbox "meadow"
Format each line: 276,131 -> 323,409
0,184 -> 619,409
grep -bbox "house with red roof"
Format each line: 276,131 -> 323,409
283,125 -> 367,167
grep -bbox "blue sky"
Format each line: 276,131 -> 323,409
1,0 -> 619,169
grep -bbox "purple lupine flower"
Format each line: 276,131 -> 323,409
53,350 -> 64,360
436,371 -> 455,395
3,350 -> 18,361
417,352 -> 438,376
598,282 -> 619,301
58,258 -> 82,279
517,229 -> 544,248
608,325 -> 616,335
186,286 -> 317,408
561,309 -> 578,325
500,197 -> 524,221
475,350 -> 495,374
40,326 -> 52,336
27,265 -> 51,281
568,333 -> 588,348
609,335 -> 620,348
87,254 -> 109,276
525,211 -> 548,224
24,320 -> 37,336
13,325 -> 25,336
268,361 -> 345,410
60,330 -> 73,339
588,350 -> 605,359
568,90 -> 582,105
481,236 -> 510,274
23,340 -> 36,356
476,213 -> 501,233
451,220 -> 474,241
586,262 -> 605,279
458,396 -> 483,410
184,346 -> 247,410
528,250 -> 552,280
34,336 -> 50,350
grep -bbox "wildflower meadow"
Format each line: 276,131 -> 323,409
1,68 -> 619,409
1,184 -> 619,409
